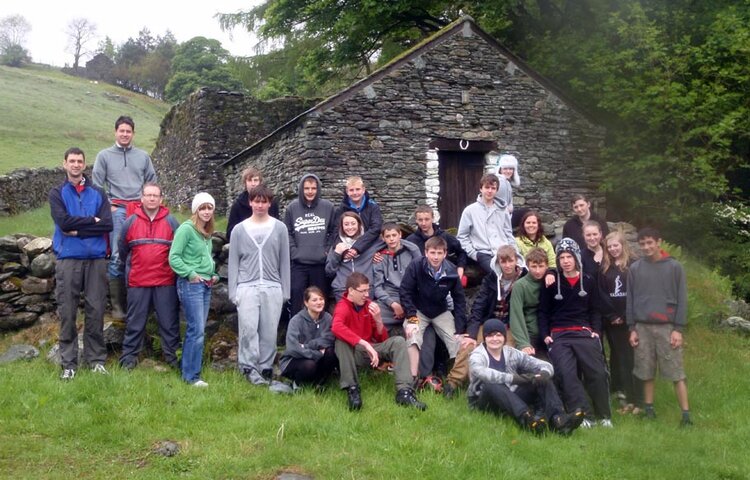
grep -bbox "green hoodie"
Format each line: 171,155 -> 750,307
169,220 -> 216,280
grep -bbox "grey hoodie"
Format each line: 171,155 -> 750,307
626,252 -> 688,332
93,144 -> 156,201
283,174 -> 336,265
457,194 -> 517,260
372,239 -> 422,326
279,308 -> 334,374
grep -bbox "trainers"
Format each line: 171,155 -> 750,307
244,368 -> 270,386
599,418 -> 614,428
91,364 -> 109,375
580,418 -> 595,429
60,368 -> 76,381
347,385 -> 363,411
395,388 -> 427,411
191,380 -> 209,388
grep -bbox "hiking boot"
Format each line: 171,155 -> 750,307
120,359 -> 136,371
60,368 -> 76,381
551,409 -> 585,436
347,385 -> 363,411
521,410 -> 547,435
395,388 -> 427,411
91,364 -> 109,375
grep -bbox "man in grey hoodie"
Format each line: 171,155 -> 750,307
93,116 -> 157,318
283,174 -> 336,316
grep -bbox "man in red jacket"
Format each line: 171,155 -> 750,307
332,272 -> 426,411
117,183 -> 181,369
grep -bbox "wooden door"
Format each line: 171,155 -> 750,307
437,151 -> 485,229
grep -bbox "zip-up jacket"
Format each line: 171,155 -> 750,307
49,175 -> 113,260
168,220 -> 216,281
284,174 -> 336,265
118,205 -> 179,287
92,144 -> 156,201
332,191 -> 383,255
399,256 -> 467,333
332,293 -> 389,347
457,198 -> 516,260
279,308 -> 335,373
372,240 -> 422,309
405,223 -> 467,268
326,237 -> 385,297
467,254 -> 526,339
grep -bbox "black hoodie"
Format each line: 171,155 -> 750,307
283,174 -> 336,264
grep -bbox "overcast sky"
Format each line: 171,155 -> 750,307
1,0 -> 262,66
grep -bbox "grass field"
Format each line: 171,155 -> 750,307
1,250 -> 749,479
0,64 -> 169,174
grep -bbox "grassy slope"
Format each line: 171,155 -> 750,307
0,64 -> 169,173
1,251 -> 749,479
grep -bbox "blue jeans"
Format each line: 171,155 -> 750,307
108,205 -> 127,278
177,277 -> 211,383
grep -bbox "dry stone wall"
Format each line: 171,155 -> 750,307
0,167 -> 74,216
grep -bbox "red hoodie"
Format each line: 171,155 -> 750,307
332,292 -> 389,347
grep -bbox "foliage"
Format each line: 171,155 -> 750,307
111,29 -> 177,99
0,14 -> 31,67
65,18 -> 97,71
164,37 -> 244,102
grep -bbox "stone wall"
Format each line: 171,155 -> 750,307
0,167 -> 71,216
228,22 -> 606,226
0,235 -> 57,331
152,88 -> 318,213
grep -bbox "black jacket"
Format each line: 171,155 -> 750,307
332,191 -> 383,255
226,190 -> 280,242
538,272 -> 601,338
405,223 -> 467,268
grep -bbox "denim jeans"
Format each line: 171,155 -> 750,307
177,277 -> 211,383
108,205 -> 127,278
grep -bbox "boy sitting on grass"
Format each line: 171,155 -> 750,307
627,227 -> 692,426
468,318 -> 585,435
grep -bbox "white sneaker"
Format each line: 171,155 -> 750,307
599,419 -> 614,428
60,369 -> 76,380
91,364 -> 109,375
192,380 -> 209,388
580,419 -> 595,429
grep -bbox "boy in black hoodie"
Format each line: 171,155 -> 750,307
538,238 -> 612,428
284,174 -> 336,315
332,176 -> 383,258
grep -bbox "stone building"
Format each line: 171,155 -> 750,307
222,16 -> 606,229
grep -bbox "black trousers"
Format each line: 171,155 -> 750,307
290,262 -> 329,316
548,331 -> 611,418
417,324 -> 450,378
475,380 -> 566,424
282,347 -> 338,386
605,322 -> 643,405
120,285 -> 180,365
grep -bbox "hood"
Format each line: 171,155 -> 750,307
475,175 -> 511,209
297,173 -> 322,206
341,190 -> 374,213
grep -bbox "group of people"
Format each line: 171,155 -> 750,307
51,121 -> 691,432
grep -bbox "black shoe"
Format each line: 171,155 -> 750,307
552,409 -> 585,436
395,388 -> 427,411
261,368 -> 273,381
120,360 -> 136,371
680,417 -> 693,427
346,385 -> 362,411
521,410 -> 547,435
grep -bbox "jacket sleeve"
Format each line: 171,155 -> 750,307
169,225 -> 195,280
227,231 -> 240,303
451,274 -> 468,334
467,274 -> 495,339
331,302 -> 362,346
372,257 -> 392,305
117,216 -> 136,275
456,209 -> 476,260
509,281 -> 532,349
351,202 -> 383,254
325,204 -> 337,251
586,275 -> 602,334
92,155 -> 106,190
305,315 -> 335,350
77,189 -> 114,236
514,349 -> 554,376
597,270 -> 618,324
673,262 -> 688,332
625,267 -> 635,329
445,233 -> 468,268
270,199 -> 281,220
226,200 -> 241,243
537,284 -> 555,339
49,187 -> 109,234
284,314 -> 323,361
279,224 -> 291,301
144,157 -> 157,184
284,205 -> 298,261
398,262 -> 419,318
325,247 -> 343,278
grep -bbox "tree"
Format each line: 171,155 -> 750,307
65,18 -> 97,71
164,36 -> 243,102
97,36 -> 116,59
0,14 -> 31,67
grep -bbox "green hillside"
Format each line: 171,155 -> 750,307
0,64 -> 169,174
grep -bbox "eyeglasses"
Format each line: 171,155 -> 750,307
353,287 -> 369,294
142,194 -> 162,198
